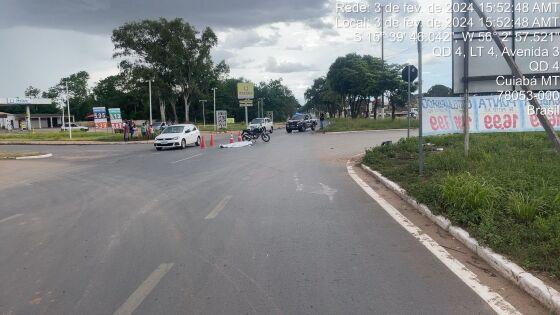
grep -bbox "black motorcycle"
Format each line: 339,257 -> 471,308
242,128 -> 270,142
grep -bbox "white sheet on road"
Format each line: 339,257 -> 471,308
219,141 -> 253,148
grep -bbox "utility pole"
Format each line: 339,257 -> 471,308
200,100 -> 207,126
66,82 -> 72,140
212,88 -> 217,131
148,79 -> 153,125
417,22 -> 424,176
463,8 -> 470,157
469,0 -> 560,154
407,65 -> 411,138
259,98 -> 264,117
380,5 -> 385,118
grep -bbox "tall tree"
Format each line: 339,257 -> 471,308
40,71 -> 92,119
425,84 -> 453,97
327,54 -> 371,118
25,86 -> 41,98
304,77 -> 340,117
112,18 -> 227,123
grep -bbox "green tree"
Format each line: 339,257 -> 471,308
112,18 -> 227,123
327,53 -> 371,118
425,84 -> 453,97
34,71 -> 92,119
304,77 -> 340,117
255,79 -> 299,121
24,86 -> 41,98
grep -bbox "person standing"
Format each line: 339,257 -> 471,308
141,122 -> 147,139
123,122 -> 130,142
130,121 -> 136,139
319,112 -> 326,132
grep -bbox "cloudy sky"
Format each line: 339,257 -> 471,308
0,0 -> 451,103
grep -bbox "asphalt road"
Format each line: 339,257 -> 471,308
0,130 -> 496,314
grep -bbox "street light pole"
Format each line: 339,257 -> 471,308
148,79 -> 153,125
200,100 -> 207,126
212,88 -> 217,131
66,82 -> 72,139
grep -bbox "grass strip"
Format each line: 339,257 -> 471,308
363,132 -> 560,279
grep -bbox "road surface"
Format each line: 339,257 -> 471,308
0,130 -> 505,314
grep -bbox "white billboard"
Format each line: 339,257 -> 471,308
452,0 -> 560,94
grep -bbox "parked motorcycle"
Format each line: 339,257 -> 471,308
241,128 -> 270,142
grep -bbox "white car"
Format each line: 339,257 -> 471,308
61,123 -> 89,131
249,117 -> 273,133
154,124 -> 201,151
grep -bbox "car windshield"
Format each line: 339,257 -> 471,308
251,118 -> 264,124
162,126 -> 184,134
291,115 -> 304,121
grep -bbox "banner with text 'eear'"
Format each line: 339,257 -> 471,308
422,96 -> 560,136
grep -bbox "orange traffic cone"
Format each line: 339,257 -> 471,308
229,134 -> 234,144
237,131 -> 242,142
200,135 -> 206,149
209,134 -> 215,147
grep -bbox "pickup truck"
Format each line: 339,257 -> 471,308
286,113 -> 317,133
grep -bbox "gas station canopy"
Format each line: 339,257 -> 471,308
0,98 -> 53,106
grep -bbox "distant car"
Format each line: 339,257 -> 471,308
152,122 -> 167,131
249,117 -> 273,133
409,108 -> 419,119
61,123 -> 89,131
154,124 -> 201,151
286,113 -> 317,133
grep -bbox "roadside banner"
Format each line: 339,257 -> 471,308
266,111 -> 274,123
108,108 -> 123,129
422,96 -> 560,136
93,107 -> 108,129
227,117 -> 235,124
216,110 -> 227,129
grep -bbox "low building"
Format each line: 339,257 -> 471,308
14,113 -> 74,129
0,112 -> 18,130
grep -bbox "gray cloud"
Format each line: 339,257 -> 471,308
264,57 -> 316,73
1,0 -> 330,34
221,29 -> 280,49
286,45 -> 304,51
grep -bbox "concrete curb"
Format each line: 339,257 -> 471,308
326,128 -> 416,134
360,164 -> 560,314
0,140 -> 153,145
15,153 -> 53,160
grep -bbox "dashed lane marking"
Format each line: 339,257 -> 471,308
205,195 -> 233,220
113,263 -> 174,315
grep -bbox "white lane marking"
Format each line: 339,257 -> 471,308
346,162 -> 520,315
205,195 -> 233,220
0,213 -> 23,224
311,183 -> 337,202
171,153 -> 202,164
293,173 -> 303,192
113,263 -> 174,315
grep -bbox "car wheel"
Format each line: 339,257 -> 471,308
195,136 -> 201,146
286,129 -> 292,133
181,139 -> 187,149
